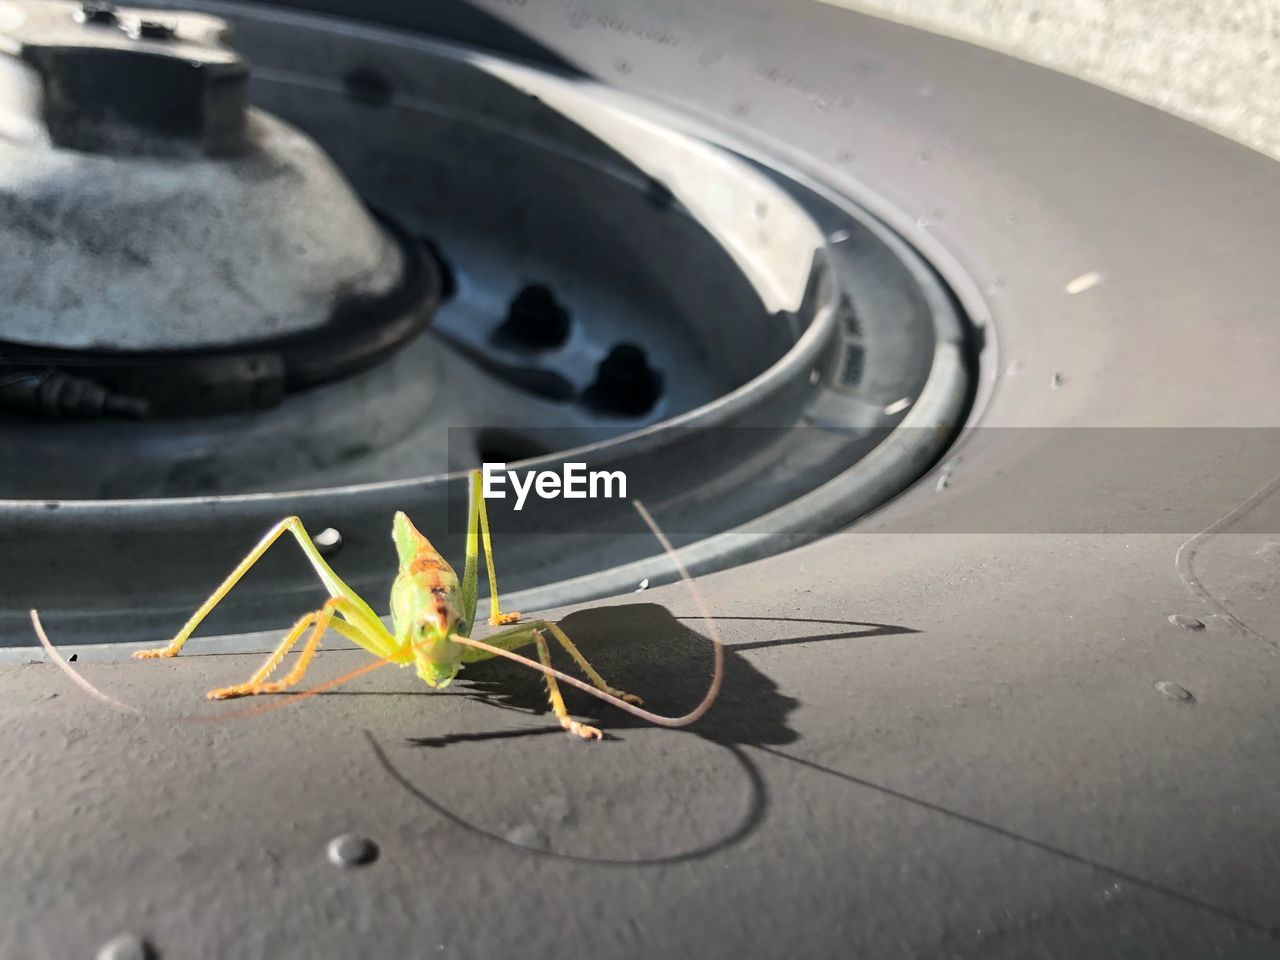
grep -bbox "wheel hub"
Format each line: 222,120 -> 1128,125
0,0 -> 436,417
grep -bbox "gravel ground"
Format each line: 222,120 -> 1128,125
822,0 -> 1280,160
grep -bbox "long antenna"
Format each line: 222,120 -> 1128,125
30,609 -> 142,715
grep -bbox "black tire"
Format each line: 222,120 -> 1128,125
13,3 -> 1280,958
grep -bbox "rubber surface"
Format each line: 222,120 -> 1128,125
7,1 -> 1280,957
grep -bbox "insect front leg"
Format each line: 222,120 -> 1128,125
532,631 -> 601,741
536,621 -> 644,707
207,596 -> 400,700
132,516 -> 388,660
463,619 -> 641,705
461,469 -> 522,630
460,619 -> 642,738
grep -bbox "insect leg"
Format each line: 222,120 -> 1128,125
460,473 -> 480,629
229,604 -> 381,688
457,619 -> 540,663
533,631 -> 602,741
206,596 -> 394,700
461,619 -> 639,703
538,621 -> 643,706
450,621 -> 598,738
241,609 -> 321,685
464,469 -> 521,628
133,516 -> 390,660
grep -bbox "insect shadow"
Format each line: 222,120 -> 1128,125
368,602 -> 919,866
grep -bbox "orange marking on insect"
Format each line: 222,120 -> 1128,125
407,551 -> 450,576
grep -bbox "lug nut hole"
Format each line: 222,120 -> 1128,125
494,284 -> 572,351
581,344 -> 662,418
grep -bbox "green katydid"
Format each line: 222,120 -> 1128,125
128,470 -> 722,739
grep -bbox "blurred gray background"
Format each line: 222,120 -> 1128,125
826,0 -> 1280,160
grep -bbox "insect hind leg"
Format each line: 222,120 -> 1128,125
133,516 -> 386,660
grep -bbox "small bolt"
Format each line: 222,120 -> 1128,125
314,527 -> 343,558
1167,614 -> 1206,631
327,833 -> 379,867
96,934 -> 156,960
76,1 -> 118,26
